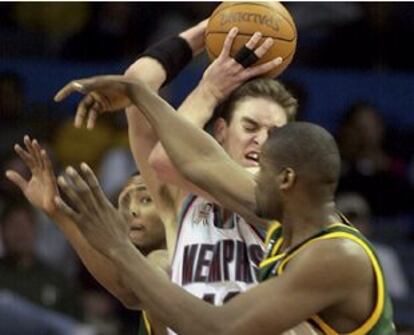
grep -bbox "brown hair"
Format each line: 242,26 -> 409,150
215,78 -> 298,124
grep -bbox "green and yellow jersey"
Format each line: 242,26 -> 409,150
259,221 -> 396,335
138,311 -> 152,335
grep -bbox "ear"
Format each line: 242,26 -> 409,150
213,117 -> 228,145
279,167 -> 296,191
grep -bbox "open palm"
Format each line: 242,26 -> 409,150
6,136 -> 59,216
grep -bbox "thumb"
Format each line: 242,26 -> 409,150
5,170 -> 28,192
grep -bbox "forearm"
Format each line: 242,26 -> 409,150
176,82 -> 219,128
112,244 -> 222,335
127,80 -> 229,186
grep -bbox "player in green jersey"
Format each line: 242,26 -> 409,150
51,76 -> 396,334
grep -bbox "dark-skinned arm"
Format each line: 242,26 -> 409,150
54,169 -> 370,335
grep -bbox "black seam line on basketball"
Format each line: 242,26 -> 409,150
209,2 -> 297,37
206,31 -> 295,43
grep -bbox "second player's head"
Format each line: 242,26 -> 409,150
255,122 -> 341,221
213,78 -> 297,168
117,173 -> 165,255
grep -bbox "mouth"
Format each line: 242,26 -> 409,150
130,224 -> 144,232
245,152 -> 260,166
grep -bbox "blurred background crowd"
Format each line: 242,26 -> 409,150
0,2 -> 414,335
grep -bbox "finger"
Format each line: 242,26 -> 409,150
245,31 -> 263,50
90,92 -> 109,111
5,170 -> 28,192
14,144 -> 35,169
65,166 -> 100,215
54,196 -> 80,223
32,139 -> 44,170
86,104 -> 100,130
80,162 -> 110,207
253,37 -> 274,59
54,81 -> 86,102
24,135 -> 36,159
40,149 -> 57,184
220,27 -> 239,58
75,95 -> 94,128
57,174 -> 88,214
243,57 -> 283,79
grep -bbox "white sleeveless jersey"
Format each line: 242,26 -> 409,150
167,195 -> 264,334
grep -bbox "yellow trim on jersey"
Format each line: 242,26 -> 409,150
143,311 -> 152,335
264,221 -> 281,245
259,252 -> 285,268
277,231 -> 384,335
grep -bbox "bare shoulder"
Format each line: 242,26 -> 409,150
286,237 -> 373,290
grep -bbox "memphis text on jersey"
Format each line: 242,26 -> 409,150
181,239 -> 263,285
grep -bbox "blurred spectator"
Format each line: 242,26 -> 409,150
0,291 -> 95,335
336,101 -> 414,216
336,192 -> 411,300
0,201 -> 80,318
0,71 -> 46,155
0,146 -> 79,278
13,3 -> 91,56
53,119 -> 114,172
61,3 -> 154,62
99,145 -> 136,203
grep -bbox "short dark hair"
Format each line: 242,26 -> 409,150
215,78 -> 298,124
265,122 -> 341,194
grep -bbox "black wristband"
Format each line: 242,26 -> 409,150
140,36 -> 193,86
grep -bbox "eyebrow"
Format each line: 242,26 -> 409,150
241,117 -> 260,127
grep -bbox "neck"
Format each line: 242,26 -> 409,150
281,200 -> 338,250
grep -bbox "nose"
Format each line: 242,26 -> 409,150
130,204 -> 141,218
253,129 -> 268,146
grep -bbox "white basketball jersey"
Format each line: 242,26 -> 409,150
167,195 -> 264,334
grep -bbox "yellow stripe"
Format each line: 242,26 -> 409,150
278,232 -> 384,335
143,311 -> 152,335
325,222 -> 358,232
259,253 -> 285,268
264,221 -> 281,245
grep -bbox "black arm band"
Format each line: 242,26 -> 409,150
140,36 -> 193,86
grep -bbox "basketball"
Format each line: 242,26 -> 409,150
205,2 -> 297,78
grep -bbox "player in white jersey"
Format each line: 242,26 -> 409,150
55,25 -> 297,334
171,195 -> 264,306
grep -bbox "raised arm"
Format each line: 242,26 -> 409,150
122,21 -> 209,257
5,136 -> 140,309
149,28 -> 282,195
56,76 -> 261,222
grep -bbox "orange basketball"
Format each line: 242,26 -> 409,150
205,2 -> 297,78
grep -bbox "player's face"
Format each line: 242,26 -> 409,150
254,153 -> 284,221
118,176 -> 165,253
218,97 -> 287,168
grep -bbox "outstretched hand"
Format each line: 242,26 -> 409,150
54,75 -> 133,130
201,27 -> 283,103
5,136 -> 59,216
55,163 -> 132,256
